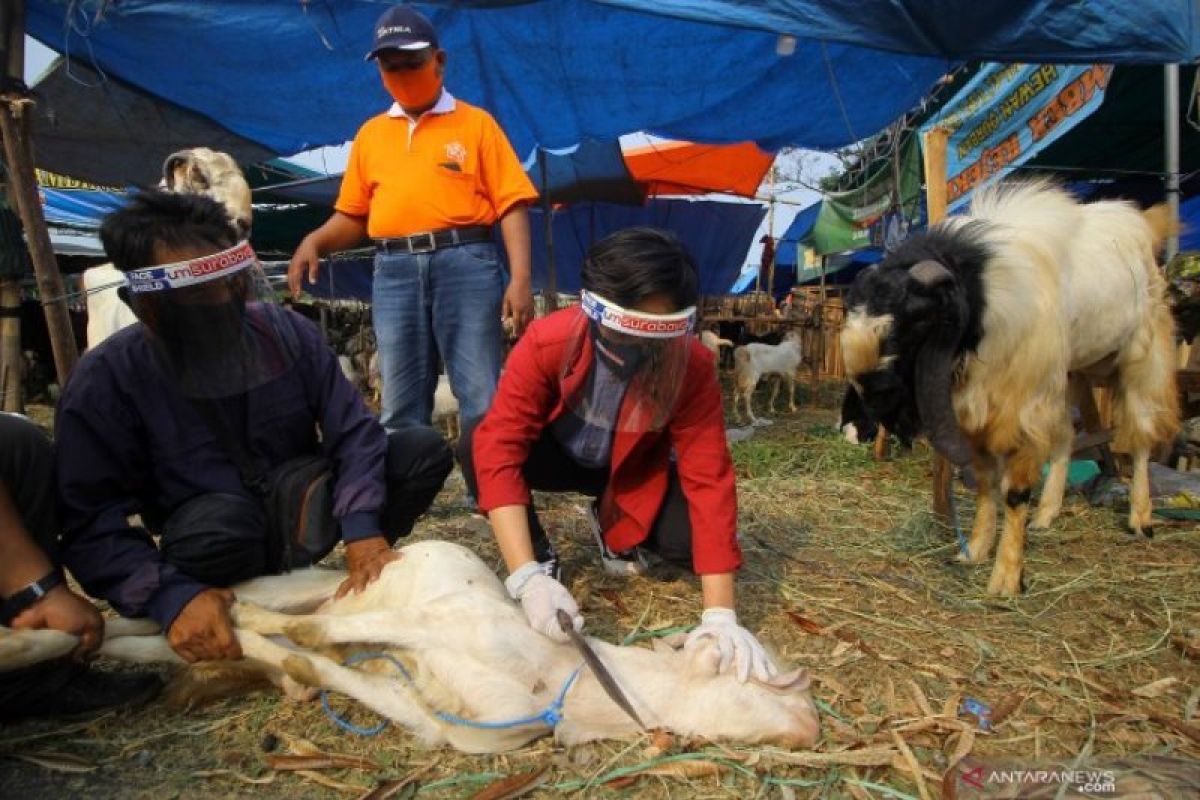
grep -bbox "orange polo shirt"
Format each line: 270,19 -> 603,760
335,92 -> 538,239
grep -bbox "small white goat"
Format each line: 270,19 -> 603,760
82,263 -> 138,350
432,373 -> 460,439
0,541 -> 819,753
731,332 -> 804,423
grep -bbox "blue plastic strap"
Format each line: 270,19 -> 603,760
320,651 -> 583,737
318,651 -> 410,737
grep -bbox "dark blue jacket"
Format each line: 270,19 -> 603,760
55,306 -> 386,629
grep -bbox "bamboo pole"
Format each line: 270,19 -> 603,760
0,1 -> 78,385
921,126 -> 953,522
0,0 -> 22,412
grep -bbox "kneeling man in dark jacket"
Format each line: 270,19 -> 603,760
56,190 -> 452,663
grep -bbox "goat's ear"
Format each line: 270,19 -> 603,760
651,637 -> 677,656
907,259 -> 954,292
759,667 -> 812,693
684,639 -> 722,677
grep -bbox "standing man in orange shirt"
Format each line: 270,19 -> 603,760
289,5 -> 538,431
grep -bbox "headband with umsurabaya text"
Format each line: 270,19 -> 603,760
580,290 -> 696,339
124,241 -> 256,294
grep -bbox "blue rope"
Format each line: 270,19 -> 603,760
319,651 -> 584,737
948,476 -> 970,559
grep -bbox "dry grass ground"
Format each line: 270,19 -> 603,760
2,380 -> 1199,798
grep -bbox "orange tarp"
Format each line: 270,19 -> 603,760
622,140 -> 775,198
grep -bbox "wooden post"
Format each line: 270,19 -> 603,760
765,166 -> 776,310
0,277 -> 20,412
922,126 -> 953,522
537,148 -> 558,313
0,1 -> 78,385
0,0 -> 21,412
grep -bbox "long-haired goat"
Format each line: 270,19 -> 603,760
840,182 -> 1178,596
0,541 -> 819,753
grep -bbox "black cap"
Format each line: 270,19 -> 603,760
365,5 -> 438,60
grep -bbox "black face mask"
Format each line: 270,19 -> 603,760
154,296 -> 248,363
589,322 -> 649,380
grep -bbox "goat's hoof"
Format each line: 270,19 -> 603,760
986,567 -> 1023,597
281,654 -> 321,688
283,621 -> 325,648
1123,523 -> 1153,538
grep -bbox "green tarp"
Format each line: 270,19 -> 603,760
803,136 -> 923,256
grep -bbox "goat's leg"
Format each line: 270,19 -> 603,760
0,629 -> 77,671
278,609 -> 436,650
988,451 -> 1039,596
958,456 -> 999,565
1128,443 -> 1154,537
742,387 -> 758,424
766,376 -> 780,412
1031,410 -> 1074,530
786,374 -> 797,412
237,630 -> 448,745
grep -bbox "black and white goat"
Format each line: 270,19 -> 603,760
840,182 -> 1178,596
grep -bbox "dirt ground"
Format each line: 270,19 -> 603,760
1,380 -> 1198,799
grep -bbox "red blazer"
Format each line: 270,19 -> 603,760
473,307 -> 741,574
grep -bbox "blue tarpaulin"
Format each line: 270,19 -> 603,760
28,0 -> 947,159
40,188 -> 127,229
298,198 -> 765,301
1182,196 -> 1200,253
772,203 -> 823,270
729,200 -> 819,295
596,1 -> 1200,64
529,199 -> 766,295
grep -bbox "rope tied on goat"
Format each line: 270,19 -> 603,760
320,651 -> 584,736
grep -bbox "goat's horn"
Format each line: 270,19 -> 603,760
161,150 -> 192,186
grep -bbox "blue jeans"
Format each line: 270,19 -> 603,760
372,242 -> 504,430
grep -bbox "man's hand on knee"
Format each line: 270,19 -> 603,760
168,588 -> 242,662
337,536 -> 400,598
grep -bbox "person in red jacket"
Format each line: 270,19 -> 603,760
460,228 -> 776,683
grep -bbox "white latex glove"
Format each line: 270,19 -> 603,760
684,607 -> 777,683
504,561 -> 584,643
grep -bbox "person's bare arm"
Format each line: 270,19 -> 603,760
0,483 -> 103,660
498,205 -> 534,335
287,212 -> 370,297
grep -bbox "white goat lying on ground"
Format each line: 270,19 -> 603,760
841,181 -> 1178,596
732,332 -> 804,423
0,541 -> 818,753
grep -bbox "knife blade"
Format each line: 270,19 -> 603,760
556,609 -> 647,731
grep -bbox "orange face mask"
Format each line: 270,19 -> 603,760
381,60 -> 442,109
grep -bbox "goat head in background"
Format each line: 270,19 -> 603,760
162,147 -> 252,237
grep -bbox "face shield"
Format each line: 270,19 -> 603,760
124,241 -> 300,398
562,290 -> 696,433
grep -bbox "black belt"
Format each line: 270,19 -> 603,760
375,225 -> 493,255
